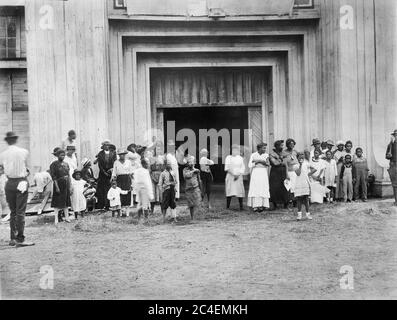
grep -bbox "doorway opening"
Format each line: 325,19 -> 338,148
163,106 -> 248,183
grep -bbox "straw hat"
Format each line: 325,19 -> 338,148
4,131 -> 18,141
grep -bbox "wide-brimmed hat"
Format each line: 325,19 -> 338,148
311,138 -> 321,146
326,139 -> 335,146
117,149 -> 128,155
52,147 -> 61,155
72,169 -> 82,179
101,139 -> 111,146
81,157 -> 91,167
4,131 -> 18,141
391,129 -> 397,136
54,148 -> 65,156
336,140 -> 345,147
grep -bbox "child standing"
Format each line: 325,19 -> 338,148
134,159 -> 154,223
340,154 -> 354,202
353,147 -> 369,202
158,161 -> 177,223
183,156 -> 202,220
294,153 -> 317,221
107,180 -> 129,217
71,170 -> 88,219
199,148 -> 214,210
333,141 -> 346,201
323,150 -> 338,203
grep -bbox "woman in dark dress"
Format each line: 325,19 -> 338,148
50,149 -> 72,224
269,140 -> 289,209
96,141 -> 117,210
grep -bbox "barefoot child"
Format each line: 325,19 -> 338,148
294,153 -> 317,221
183,156 -> 202,220
323,150 -> 338,203
353,147 -> 369,202
71,170 -> 88,219
340,154 -> 354,202
134,159 -> 154,223
107,180 -> 129,217
158,161 -> 177,223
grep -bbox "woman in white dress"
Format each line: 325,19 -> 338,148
309,148 -> 329,204
248,143 -> 270,212
225,145 -> 245,210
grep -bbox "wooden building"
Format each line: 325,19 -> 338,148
0,0 -> 396,194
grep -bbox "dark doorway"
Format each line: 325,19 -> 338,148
164,107 -> 248,183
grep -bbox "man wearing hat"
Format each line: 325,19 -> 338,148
0,132 -> 34,247
386,129 -> 397,205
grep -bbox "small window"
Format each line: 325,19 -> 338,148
114,0 -> 126,9
294,0 -> 314,8
0,16 -> 18,59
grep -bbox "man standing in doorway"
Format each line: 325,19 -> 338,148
0,132 -> 34,247
386,129 -> 397,206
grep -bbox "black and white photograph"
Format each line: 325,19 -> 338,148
0,0 -> 396,304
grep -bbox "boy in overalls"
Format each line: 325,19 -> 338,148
340,154 -> 353,202
353,147 -> 369,202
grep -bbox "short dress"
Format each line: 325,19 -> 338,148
294,162 -> 311,197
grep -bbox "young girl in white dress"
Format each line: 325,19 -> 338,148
294,153 -> 317,221
247,143 -> 270,212
71,170 -> 88,219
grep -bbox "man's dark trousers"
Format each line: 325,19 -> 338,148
5,178 -> 28,242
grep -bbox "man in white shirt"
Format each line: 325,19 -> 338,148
0,132 -> 34,247
62,130 -> 78,165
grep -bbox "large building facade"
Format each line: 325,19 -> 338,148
0,0 -> 396,194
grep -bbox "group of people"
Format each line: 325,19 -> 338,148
0,128 -> 397,247
242,138 -> 375,221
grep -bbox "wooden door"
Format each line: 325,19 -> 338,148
248,106 -> 263,153
0,69 -> 29,152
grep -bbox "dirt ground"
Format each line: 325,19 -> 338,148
1,195 -> 397,300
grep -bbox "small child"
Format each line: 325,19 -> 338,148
83,182 -> 97,212
340,154 -> 354,202
107,180 -> 129,217
353,147 -> 369,202
71,170 -> 88,219
323,150 -> 338,203
294,153 -> 317,221
183,156 -> 202,220
134,159 -> 154,223
158,161 -> 177,223
0,164 -> 10,222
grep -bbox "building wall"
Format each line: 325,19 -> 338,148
4,0 -> 395,192
24,0 -> 109,171
317,0 -> 397,188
